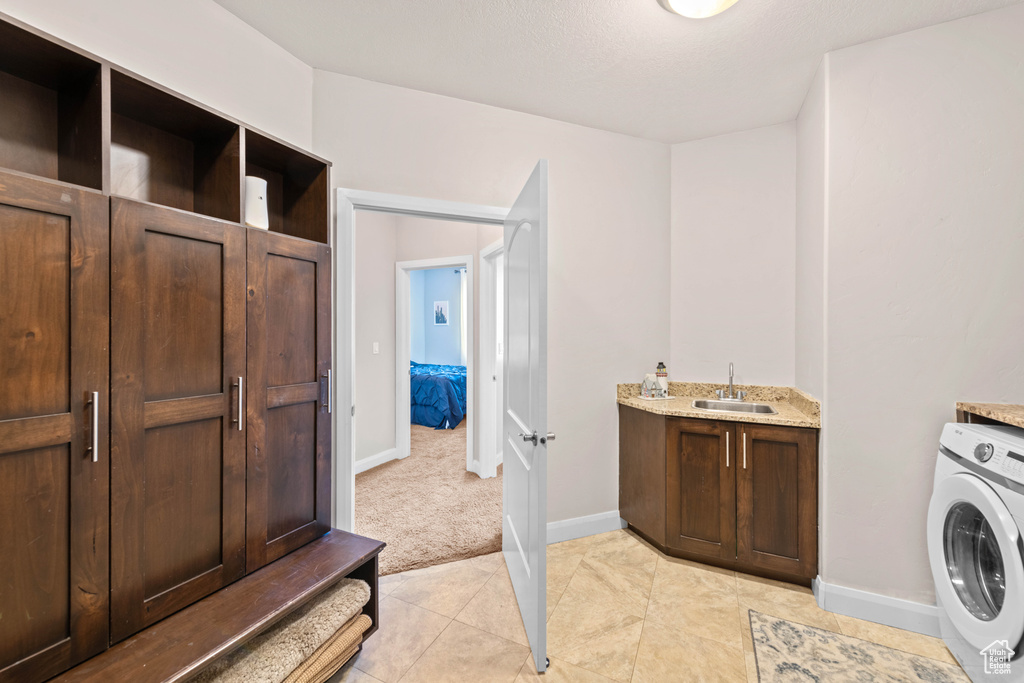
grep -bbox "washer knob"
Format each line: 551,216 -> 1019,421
974,443 -> 995,462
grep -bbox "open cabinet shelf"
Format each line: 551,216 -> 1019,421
0,20 -> 103,190
244,129 -> 329,244
110,70 -> 241,222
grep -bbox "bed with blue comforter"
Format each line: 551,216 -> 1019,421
410,361 -> 467,429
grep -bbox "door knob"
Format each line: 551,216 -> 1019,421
541,432 -> 556,444
520,432 -> 538,445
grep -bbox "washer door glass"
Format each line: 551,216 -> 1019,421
945,501 -> 1006,621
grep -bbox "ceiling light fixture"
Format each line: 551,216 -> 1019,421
658,0 -> 739,19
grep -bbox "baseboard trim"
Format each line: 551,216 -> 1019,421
813,576 -> 941,637
354,448 -> 400,475
546,510 -> 626,545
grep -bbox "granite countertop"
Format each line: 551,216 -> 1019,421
617,381 -> 821,429
957,402 -> 1024,430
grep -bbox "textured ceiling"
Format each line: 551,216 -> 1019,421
214,0 -> 1021,143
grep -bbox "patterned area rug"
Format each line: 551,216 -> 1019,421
749,610 -> 969,682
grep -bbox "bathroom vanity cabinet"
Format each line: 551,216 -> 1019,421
619,405 -> 818,585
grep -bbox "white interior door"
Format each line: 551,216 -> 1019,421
503,160 -> 549,673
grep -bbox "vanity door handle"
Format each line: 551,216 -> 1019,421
743,432 -> 747,470
725,431 -> 729,468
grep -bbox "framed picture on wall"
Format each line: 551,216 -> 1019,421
434,300 -> 449,326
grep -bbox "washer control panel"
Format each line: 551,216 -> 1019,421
1001,448 -> 1024,480
941,422 -> 1024,485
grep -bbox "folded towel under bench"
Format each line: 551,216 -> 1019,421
192,578 -> 372,683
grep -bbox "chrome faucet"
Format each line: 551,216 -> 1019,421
716,362 -> 747,401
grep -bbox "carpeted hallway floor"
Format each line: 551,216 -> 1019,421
355,420 -> 502,575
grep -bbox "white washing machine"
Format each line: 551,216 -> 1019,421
929,423 -> 1024,681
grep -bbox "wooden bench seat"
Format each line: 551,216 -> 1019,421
54,530 -> 385,683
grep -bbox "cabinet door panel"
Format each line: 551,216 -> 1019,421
0,205 -> 70,419
0,172 -> 109,683
736,424 -> 817,579
266,254 -> 317,386
110,198 -> 246,643
266,402 -> 318,540
142,418 -> 225,596
666,418 -> 735,561
142,232 -> 224,400
246,231 -> 331,573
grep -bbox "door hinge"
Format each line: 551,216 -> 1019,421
351,405 -> 356,417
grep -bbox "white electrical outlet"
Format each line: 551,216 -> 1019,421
372,342 -> 380,354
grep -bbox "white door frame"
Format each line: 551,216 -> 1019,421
334,188 -> 508,531
478,239 -> 504,479
395,255 -> 474,474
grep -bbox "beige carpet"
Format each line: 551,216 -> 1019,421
355,421 -> 502,575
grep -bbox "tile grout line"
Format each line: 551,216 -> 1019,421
391,613 -> 457,683
627,554 -> 660,683
544,543 -> 601,676
351,594 -> 453,682
552,532 -> 654,683
543,551 -> 586,627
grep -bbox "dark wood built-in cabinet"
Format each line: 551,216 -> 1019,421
621,407 -> 818,585
246,231 -> 333,572
110,72 -> 243,223
0,12 -> 381,683
0,171 -> 110,683
0,23 -> 104,190
109,200 -> 249,642
244,130 -> 329,244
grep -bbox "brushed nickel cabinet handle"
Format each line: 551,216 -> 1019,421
321,370 -> 333,414
743,431 -> 747,470
232,377 -> 243,431
725,430 -> 729,468
87,391 -> 98,463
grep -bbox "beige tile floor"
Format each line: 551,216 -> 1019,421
333,529 -> 961,683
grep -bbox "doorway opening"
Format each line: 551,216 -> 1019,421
479,239 -> 504,478
335,192 -> 508,575
335,162 -> 549,671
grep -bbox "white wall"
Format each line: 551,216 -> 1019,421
415,268 -> 464,365
317,72 -> 671,523
794,59 -> 827,404
670,123 -> 796,387
819,4 -> 1024,604
0,0 -> 313,147
354,210 -> 398,462
795,54 -> 830,586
